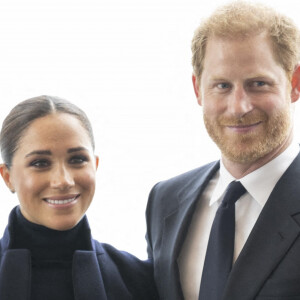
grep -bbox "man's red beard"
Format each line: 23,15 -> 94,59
203,106 -> 291,163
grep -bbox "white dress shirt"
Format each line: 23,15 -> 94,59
178,142 -> 299,300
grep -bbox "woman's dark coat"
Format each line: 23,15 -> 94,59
0,207 -> 158,300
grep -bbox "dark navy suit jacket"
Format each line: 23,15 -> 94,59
0,208 -> 159,300
146,152 -> 300,300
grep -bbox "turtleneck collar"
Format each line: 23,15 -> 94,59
8,206 -> 93,262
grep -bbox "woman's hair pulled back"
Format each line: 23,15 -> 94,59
0,95 -> 95,168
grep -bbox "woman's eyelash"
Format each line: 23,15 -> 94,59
69,155 -> 89,164
28,155 -> 89,168
29,159 -> 51,168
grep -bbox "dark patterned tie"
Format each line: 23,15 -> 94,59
199,181 -> 246,300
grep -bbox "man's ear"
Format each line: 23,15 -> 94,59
291,64 -> 300,103
192,74 -> 202,106
95,156 -> 99,171
0,164 -> 15,192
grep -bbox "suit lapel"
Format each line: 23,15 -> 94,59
160,161 -> 220,299
224,153 -> 300,300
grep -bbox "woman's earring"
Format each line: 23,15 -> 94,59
10,189 -> 15,194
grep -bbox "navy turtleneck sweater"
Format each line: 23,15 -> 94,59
9,208 -> 93,300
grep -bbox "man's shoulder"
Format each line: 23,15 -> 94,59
145,160 -> 220,247
152,160 -> 219,194
146,160 -> 219,217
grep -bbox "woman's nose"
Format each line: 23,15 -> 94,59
50,165 -> 75,190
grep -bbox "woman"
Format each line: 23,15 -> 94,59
0,95 -> 158,300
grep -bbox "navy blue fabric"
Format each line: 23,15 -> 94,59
146,151 -> 300,300
11,207 -> 92,300
199,181 -> 246,300
0,207 -> 159,300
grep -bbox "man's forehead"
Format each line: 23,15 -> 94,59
200,33 -> 287,82
203,32 -> 274,66
206,31 -> 269,46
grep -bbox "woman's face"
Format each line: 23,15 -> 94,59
0,113 -> 98,230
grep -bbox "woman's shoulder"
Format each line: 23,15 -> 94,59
93,240 -> 153,271
92,240 -> 158,299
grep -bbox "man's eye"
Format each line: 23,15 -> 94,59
69,155 -> 88,165
253,81 -> 266,87
217,83 -> 230,89
30,159 -> 50,168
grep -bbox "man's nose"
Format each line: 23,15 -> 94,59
50,165 -> 75,190
227,85 -> 253,117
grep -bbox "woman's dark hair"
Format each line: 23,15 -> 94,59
0,95 -> 95,168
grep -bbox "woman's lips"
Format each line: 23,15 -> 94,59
43,194 -> 80,205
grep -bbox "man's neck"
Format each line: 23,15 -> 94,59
222,132 -> 294,179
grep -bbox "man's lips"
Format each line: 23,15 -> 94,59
225,121 -> 262,131
43,194 -> 80,205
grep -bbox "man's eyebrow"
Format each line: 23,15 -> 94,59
25,150 -> 52,158
67,147 -> 89,153
208,76 -> 228,82
247,74 -> 275,80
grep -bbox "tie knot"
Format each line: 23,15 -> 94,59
222,181 -> 246,207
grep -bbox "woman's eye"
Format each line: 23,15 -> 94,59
30,159 -> 50,168
69,155 -> 88,165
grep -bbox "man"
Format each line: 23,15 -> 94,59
146,2 -> 300,300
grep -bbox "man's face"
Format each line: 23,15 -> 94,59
197,33 -> 294,163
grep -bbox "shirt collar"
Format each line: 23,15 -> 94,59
210,142 -> 299,207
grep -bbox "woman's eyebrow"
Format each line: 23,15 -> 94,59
24,147 -> 88,158
25,150 -> 52,158
67,147 -> 88,153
